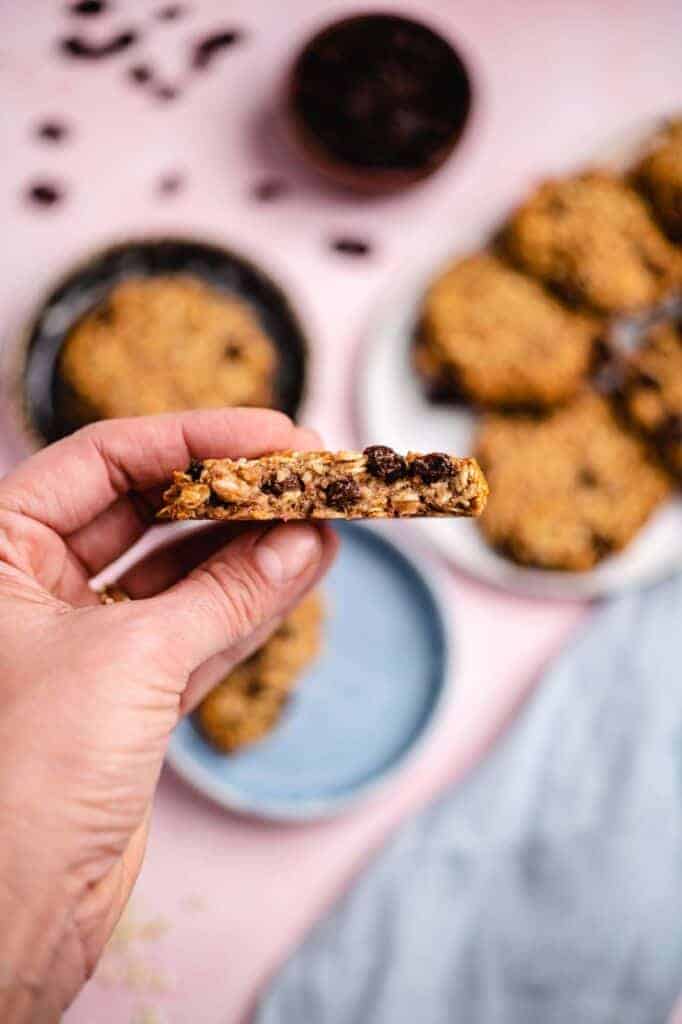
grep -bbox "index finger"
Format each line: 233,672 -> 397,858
0,408 -> 307,536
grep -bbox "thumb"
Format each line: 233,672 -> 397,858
145,522 -> 333,671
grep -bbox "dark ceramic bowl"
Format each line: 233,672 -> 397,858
285,13 -> 473,194
8,237 -> 309,450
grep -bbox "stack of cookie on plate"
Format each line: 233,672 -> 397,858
415,117 -> 682,572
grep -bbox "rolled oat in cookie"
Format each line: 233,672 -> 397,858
158,447 -> 488,522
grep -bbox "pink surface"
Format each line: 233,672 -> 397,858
0,1 -> 679,1021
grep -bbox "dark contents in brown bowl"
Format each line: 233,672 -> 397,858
22,239 -> 308,444
288,13 -> 472,191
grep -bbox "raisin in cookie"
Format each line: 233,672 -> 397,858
617,321 -> 682,481
158,447 -> 488,521
57,275 -> 278,425
196,592 -> 323,753
632,117 -> 682,241
476,392 -> 670,571
503,171 -> 681,314
415,253 -> 601,408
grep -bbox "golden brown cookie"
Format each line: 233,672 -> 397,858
415,253 -> 601,408
617,321 -> 682,481
503,171 -> 681,314
57,275 -> 278,424
632,117 -> 682,241
476,392 -> 670,571
158,447 -> 488,522
195,592 -> 324,753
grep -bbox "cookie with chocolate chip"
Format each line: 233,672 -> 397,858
158,447 -> 488,521
416,253 -> 601,408
503,171 -> 681,314
632,117 -> 682,241
57,275 -> 278,425
195,592 -> 323,753
476,392 -> 670,571
618,321 -> 682,481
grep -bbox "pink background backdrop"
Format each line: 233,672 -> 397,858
1,1 -> 680,1021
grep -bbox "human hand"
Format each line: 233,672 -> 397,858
0,409 -> 337,1022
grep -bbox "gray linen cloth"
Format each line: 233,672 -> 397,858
256,573 -> 682,1024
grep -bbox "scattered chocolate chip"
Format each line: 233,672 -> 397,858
157,171 -> 184,196
156,84 -> 179,101
186,459 -> 204,481
192,30 -> 243,70
35,120 -> 69,143
59,31 -> 137,60
578,467 -> 598,488
157,3 -> 185,20
324,477 -> 360,509
410,452 -> 453,483
223,341 -> 242,360
69,0 -> 107,15
251,177 -> 290,202
26,181 -> 64,207
331,237 -> 372,257
246,681 -> 265,697
261,473 -> 302,497
363,445 -> 407,483
129,63 -> 153,85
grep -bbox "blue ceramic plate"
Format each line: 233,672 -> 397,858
166,522 -> 452,822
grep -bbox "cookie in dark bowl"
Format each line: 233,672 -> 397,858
15,237 -> 309,446
286,13 -> 472,193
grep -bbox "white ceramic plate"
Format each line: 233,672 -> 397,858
357,119 -> 682,600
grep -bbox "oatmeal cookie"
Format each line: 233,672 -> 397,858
196,591 -> 324,752
415,253 -> 601,407
503,171 -> 681,314
57,275 -> 278,424
158,446 -> 488,521
476,392 -> 670,571
617,321 -> 682,480
632,117 -> 682,241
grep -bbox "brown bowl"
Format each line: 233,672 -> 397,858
285,12 -> 473,194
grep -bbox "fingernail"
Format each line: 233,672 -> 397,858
254,524 -> 321,584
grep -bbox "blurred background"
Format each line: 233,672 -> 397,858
1,1 -> 681,1022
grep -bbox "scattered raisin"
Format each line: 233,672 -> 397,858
59,31 -> 138,59
36,120 -> 69,143
26,181 -> 63,207
157,4 -> 185,21
186,459 -> 204,481
157,171 -> 184,196
156,84 -> 179,102
363,445 -> 406,483
410,452 -> 453,483
331,237 -> 371,257
251,178 -> 290,202
192,30 -> 243,70
129,63 -> 153,85
261,473 -> 301,497
324,477 -> 360,509
69,0 -> 106,15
